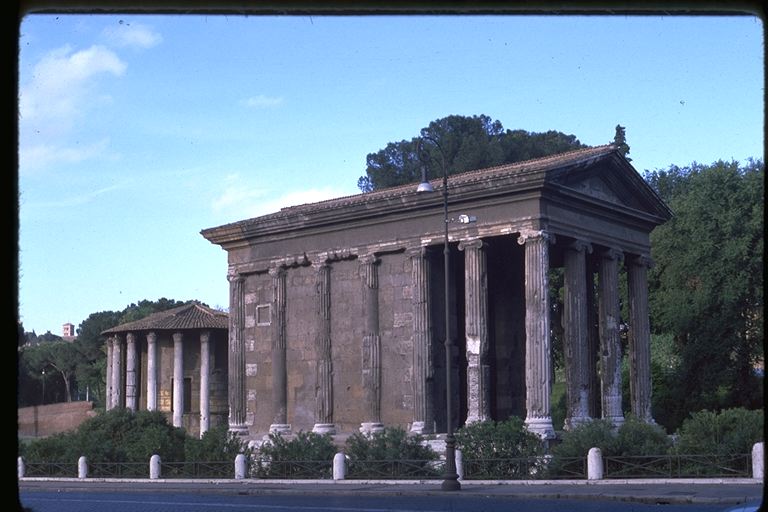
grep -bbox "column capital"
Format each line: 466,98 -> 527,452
628,254 -> 654,269
517,229 -> 555,246
601,247 -> 625,262
146,331 -> 157,343
405,244 -> 430,259
126,332 -> 136,343
227,267 -> 245,283
358,253 -> 380,266
268,265 -> 286,278
566,239 -> 593,254
458,238 -> 486,252
173,331 -> 184,343
200,330 -> 211,342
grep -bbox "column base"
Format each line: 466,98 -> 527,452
563,415 -> 593,431
524,416 -> 556,439
229,423 -> 250,436
269,423 -> 292,435
604,414 -> 625,429
312,423 -> 336,435
359,422 -> 384,434
410,421 -> 435,435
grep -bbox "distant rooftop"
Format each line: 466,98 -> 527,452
101,302 -> 228,335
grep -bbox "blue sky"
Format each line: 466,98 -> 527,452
17,14 -> 764,335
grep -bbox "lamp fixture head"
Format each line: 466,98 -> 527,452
416,181 -> 435,193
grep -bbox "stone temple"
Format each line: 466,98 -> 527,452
106,144 -> 672,441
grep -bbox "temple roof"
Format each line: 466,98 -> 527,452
201,144 -> 672,247
101,302 -> 228,335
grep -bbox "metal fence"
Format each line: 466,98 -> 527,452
251,459 -> 333,479
462,456 -> 586,480
20,453 -> 755,480
346,459 -> 444,479
604,454 -> 752,479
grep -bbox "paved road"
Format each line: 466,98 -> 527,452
18,477 -> 764,509
19,490 -> 753,512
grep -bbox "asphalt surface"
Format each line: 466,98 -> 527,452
18,477 -> 766,506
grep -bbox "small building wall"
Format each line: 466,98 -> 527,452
18,401 -> 96,439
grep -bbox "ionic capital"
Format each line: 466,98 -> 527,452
566,239 -> 593,254
601,247 -> 625,262
458,238 -> 486,252
517,229 -> 555,246
358,253 -> 380,267
227,267 -> 245,284
628,254 -> 654,269
146,331 -> 157,343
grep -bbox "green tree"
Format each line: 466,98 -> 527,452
357,114 -> 585,192
645,159 -> 764,425
20,341 -> 81,403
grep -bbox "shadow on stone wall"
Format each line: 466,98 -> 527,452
18,401 -> 96,439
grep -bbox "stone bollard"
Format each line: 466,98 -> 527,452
235,454 -> 247,480
150,454 -> 161,480
17,457 -> 24,479
78,456 -> 88,479
752,442 -> 764,480
587,447 -> 604,480
455,449 -> 464,480
333,452 -> 346,480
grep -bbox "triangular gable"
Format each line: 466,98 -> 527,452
547,154 -> 672,221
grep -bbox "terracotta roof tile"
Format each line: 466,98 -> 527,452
101,302 -> 228,335
214,144 -> 618,228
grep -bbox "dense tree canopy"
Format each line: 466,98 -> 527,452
18,298 -> 193,407
357,114 -> 586,192
645,159 -> 764,427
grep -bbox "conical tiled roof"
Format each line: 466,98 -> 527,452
101,302 -> 228,335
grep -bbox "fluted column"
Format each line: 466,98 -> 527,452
146,331 -> 158,411
359,255 -> 384,434
106,337 -> 114,410
460,239 -> 490,425
409,246 -> 434,434
269,266 -> 291,434
518,230 -> 555,439
227,269 -> 248,435
627,255 -> 654,423
172,331 -> 184,428
125,332 -> 138,411
598,248 -> 625,428
313,261 -> 335,434
111,334 -> 123,409
200,330 -> 211,437
563,240 -> 593,429
586,257 -> 601,418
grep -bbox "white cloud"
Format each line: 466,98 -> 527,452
26,181 -> 129,209
101,22 -> 162,49
243,95 -> 284,108
20,44 -> 127,125
20,138 -> 112,173
211,174 -> 349,221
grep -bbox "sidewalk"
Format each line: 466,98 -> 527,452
18,477 -> 766,506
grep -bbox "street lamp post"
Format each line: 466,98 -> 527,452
41,368 -> 46,405
416,135 -> 461,491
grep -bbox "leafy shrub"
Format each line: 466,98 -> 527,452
254,431 -> 336,478
21,409 -> 186,463
344,427 -> 438,478
455,417 -> 544,460
345,427 -> 436,461
613,416 -> 672,456
553,416 -> 671,459
184,425 -> 253,462
672,408 -> 764,456
551,418 -> 616,459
